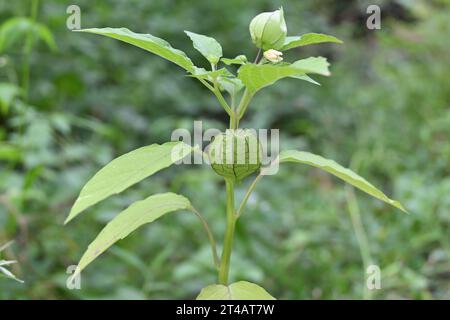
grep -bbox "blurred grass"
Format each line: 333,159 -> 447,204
0,0 -> 449,299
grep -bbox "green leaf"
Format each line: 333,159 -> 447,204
0,264 -> 24,283
72,193 -> 191,277
65,141 -> 192,224
0,17 -> 56,52
218,77 -> 245,97
238,57 -> 330,93
197,281 -> 276,300
0,260 -> 16,267
76,28 -> 195,72
290,74 -> 320,86
278,150 -> 406,212
221,55 -> 248,65
282,33 -> 343,50
184,30 -> 222,65
36,24 -> 57,50
291,57 -> 331,76
188,66 -> 232,81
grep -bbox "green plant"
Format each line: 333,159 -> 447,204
0,0 -> 56,101
65,7 -> 405,299
0,0 -> 56,162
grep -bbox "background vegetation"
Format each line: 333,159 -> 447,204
1,0 -> 449,299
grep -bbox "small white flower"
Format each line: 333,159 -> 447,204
263,49 -> 283,63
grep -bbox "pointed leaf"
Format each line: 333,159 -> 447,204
290,74 -> 320,86
197,281 -> 276,300
238,57 -> 329,93
282,33 -> 343,50
291,57 -> 330,76
278,150 -> 406,212
221,55 -> 247,66
66,141 -> 192,223
184,30 -> 222,64
188,66 -> 232,81
0,266 -> 24,283
76,28 -> 195,72
0,260 -> 17,267
72,193 -> 191,277
0,255 -> 23,283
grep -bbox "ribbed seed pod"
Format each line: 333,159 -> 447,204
208,129 -> 262,181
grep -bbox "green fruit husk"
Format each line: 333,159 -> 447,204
208,129 -> 262,181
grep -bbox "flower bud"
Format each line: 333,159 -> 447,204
249,7 -> 287,50
263,49 -> 283,63
208,129 -> 262,181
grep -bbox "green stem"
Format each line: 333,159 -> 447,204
229,112 -> 238,130
218,178 -> 236,285
253,48 -> 262,64
236,173 -> 263,218
236,89 -> 254,121
230,93 -> 236,111
190,206 -> 220,270
213,82 -> 233,116
198,78 -> 233,116
215,60 -> 257,284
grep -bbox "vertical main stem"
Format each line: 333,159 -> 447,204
218,82 -> 249,284
218,178 -> 236,285
229,113 -> 238,130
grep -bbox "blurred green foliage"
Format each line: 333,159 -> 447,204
0,0 -> 449,299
